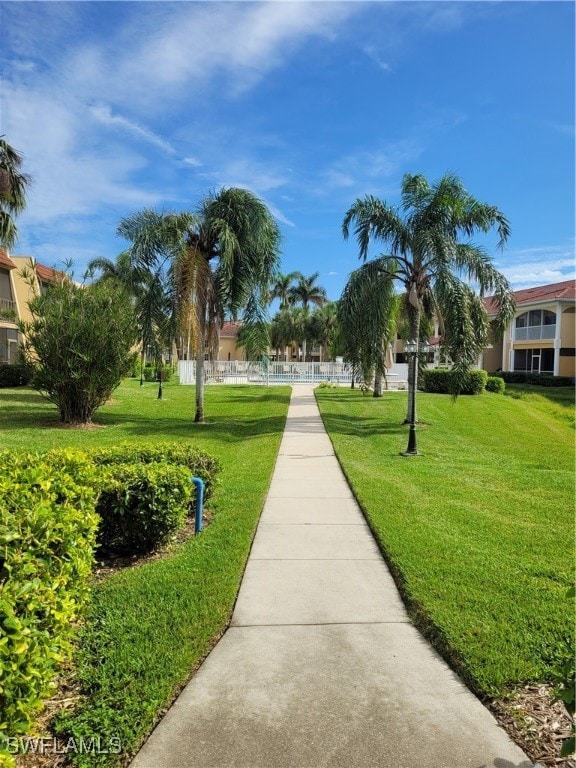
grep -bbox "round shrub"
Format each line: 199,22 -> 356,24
420,368 -> 488,395
486,376 -> 506,394
96,462 -> 192,555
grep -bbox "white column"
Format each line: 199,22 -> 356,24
553,301 -> 561,376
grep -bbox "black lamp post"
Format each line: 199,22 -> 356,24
401,338 -> 430,457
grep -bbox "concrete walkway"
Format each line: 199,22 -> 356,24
130,386 -> 533,768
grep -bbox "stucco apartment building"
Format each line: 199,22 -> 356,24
0,248 -> 60,364
481,279 -> 576,377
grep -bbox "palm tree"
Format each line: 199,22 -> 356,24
0,137 -> 32,249
309,301 -> 339,362
270,271 -> 302,310
343,172 -> 515,421
290,272 -> 327,311
289,272 -> 327,360
88,218 -> 180,398
338,264 -> 399,396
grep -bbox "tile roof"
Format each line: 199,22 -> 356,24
220,321 -> 242,337
35,263 -> 61,282
0,248 -> 16,269
484,279 -> 576,314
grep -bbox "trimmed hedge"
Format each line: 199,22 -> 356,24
96,463 -> 192,555
0,364 -> 31,388
491,371 -> 575,387
485,376 -> 506,394
420,368 -> 488,395
0,450 -> 99,764
90,442 -> 221,510
0,441 -> 221,761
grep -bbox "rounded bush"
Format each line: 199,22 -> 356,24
96,462 -> 192,554
486,376 -> 506,394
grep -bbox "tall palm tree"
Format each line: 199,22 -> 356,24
338,263 -> 399,395
177,188 -> 280,421
289,272 -> 327,360
343,172 -> 515,421
270,271 -> 302,310
0,137 -> 32,249
290,272 -> 327,311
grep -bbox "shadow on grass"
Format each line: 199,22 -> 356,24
91,413 -> 288,442
0,391 -> 48,404
504,384 -> 575,410
320,413 -> 405,437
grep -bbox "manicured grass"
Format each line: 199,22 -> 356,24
0,380 -> 290,767
316,386 -> 574,699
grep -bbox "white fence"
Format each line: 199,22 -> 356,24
178,360 -> 409,388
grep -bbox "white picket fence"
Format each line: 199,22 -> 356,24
178,360 -> 409,388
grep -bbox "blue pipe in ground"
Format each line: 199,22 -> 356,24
191,477 -> 205,534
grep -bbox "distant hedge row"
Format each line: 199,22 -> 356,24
490,371 -> 574,387
0,443 -> 220,765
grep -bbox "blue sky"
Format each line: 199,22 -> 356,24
1,1 -> 574,300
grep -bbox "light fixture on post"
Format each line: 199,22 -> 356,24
401,338 -> 430,456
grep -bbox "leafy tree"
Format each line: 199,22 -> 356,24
0,137 -> 32,248
20,276 -> 138,425
343,173 -> 514,420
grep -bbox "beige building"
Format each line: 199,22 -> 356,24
0,249 -> 60,364
482,279 -> 575,377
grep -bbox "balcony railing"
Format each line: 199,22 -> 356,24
0,297 -> 16,313
514,325 -> 556,341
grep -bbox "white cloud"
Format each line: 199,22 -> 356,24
497,246 -> 576,289
89,105 -> 176,155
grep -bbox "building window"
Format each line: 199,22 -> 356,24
514,347 -> 554,374
0,328 -> 18,364
514,310 -> 556,341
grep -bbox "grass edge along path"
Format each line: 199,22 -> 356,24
315,386 -> 574,702
1,381 -> 290,768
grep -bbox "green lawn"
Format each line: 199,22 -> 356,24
0,379 -> 290,767
315,385 -> 574,698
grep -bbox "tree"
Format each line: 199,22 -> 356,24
343,172 -> 514,421
338,265 -> 399,396
270,271 -> 302,310
88,244 -> 174,394
0,137 -> 32,249
308,301 -> 339,362
122,189 -> 281,422
289,272 -> 327,311
289,272 -> 327,360
20,276 -> 138,425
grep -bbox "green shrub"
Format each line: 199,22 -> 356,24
96,462 -> 192,555
90,442 -> 221,509
485,376 -> 506,394
143,364 -> 172,382
0,364 -> 31,388
494,371 -> 574,387
0,450 -> 98,762
420,368 -> 488,395
20,277 -> 138,424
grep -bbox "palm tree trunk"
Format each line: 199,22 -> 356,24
405,310 -> 421,423
195,298 -> 207,423
373,371 -> 383,397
